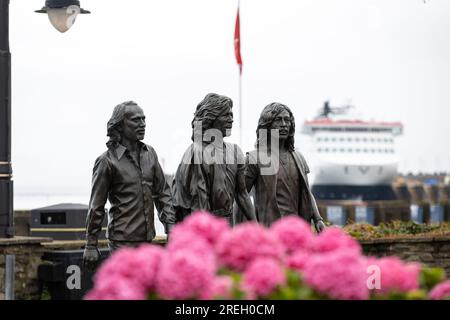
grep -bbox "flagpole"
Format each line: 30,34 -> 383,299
235,0 -> 242,148
238,63 -> 242,148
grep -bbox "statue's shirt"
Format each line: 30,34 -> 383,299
276,151 -> 301,216
243,149 -> 323,226
86,142 -> 175,245
172,142 -> 245,221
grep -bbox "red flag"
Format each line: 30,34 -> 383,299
234,5 -> 242,74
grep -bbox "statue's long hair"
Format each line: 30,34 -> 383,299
191,93 -> 233,141
106,101 -> 139,149
256,102 -> 295,152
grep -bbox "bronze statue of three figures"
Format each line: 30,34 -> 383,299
83,93 -> 325,268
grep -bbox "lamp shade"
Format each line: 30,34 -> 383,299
35,0 -> 90,33
47,6 -> 80,33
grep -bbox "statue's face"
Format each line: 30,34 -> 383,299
122,105 -> 146,142
211,107 -> 233,137
270,109 -> 292,140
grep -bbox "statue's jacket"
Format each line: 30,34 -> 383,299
172,141 -> 246,221
85,142 -> 176,246
244,149 -> 323,226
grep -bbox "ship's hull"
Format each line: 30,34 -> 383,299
311,160 -> 398,186
309,158 -> 398,200
312,184 -> 396,201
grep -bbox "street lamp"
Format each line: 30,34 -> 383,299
35,0 -> 90,33
0,0 -> 13,239
0,0 -> 90,240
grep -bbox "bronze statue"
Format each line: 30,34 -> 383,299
236,102 -> 325,232
83,101 -> 176,269
172,93 -> 256,225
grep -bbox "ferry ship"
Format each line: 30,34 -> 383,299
301,101 -> 403,201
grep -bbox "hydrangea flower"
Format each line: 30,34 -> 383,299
286,251 -> 311,273
429,280 -> 450,300
242,258 -> 286,297
90,244 -> 163,292
166,225 -> 215,263
369,257 -> 421,295
84,276 -> 147,300
175,211 -> 230,247
199,275 -> 234,300
155,248 -> 216,299
312,227 -> 361,255
271,216 -> 314,254
302,249 -> 369,300
216,222 -> 284,271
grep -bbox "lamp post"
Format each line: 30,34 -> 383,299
0,0 -> 13,239
0,0 -> 90,240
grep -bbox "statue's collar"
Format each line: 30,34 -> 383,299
115,142 -> 148,160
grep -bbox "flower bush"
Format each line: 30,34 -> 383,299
85,211 -> 449,300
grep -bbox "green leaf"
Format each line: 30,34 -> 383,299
419,267 -> 446,291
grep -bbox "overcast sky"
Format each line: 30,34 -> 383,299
8,0 -> 450,199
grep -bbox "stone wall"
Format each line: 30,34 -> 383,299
0,237 -> 51,300
360,236 -> 450,277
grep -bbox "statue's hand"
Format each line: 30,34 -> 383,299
165,223 -> 174,235
165,223 -> 174,242
314,220 -> 326,233
83,246 -> 100,272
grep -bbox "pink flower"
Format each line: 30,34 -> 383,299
199,276 -> 234,300
286,251 -> 311,273
216,222 -> 284,271
84,276 -> 147,300
155,248 -> 216,299
369,257 -> 421,295
303,250 -> 369,300
429,280 -> 450,300
242,258 -> 286,297
271,216 -> 314,254
175,211 -> 230,246
167,225 -> 214,261
312,227 -> 361,255
92,244 -> 163,291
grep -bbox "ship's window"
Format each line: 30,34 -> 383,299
339,137 -> 344,142
317,148 -> 322,153
377,138 -> 382,142
384,148 -> 389,153
348,148 -> 352,152
332,148 -> 337,152
324,148 -> 329,152
370,149 -> 375,153
384,138 -> 388,142
378,148 -> 382,153
390,149 -> 394,153
348,138 -> 353,142
317,137 -> 322,142
340,148 -> 345,152
356,148 -> 361,153
324,138 -> 329,142
363,149 -> 368,153
362,138 -> 367,142
355,138 -> 360,142
370,138 -> 375,142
